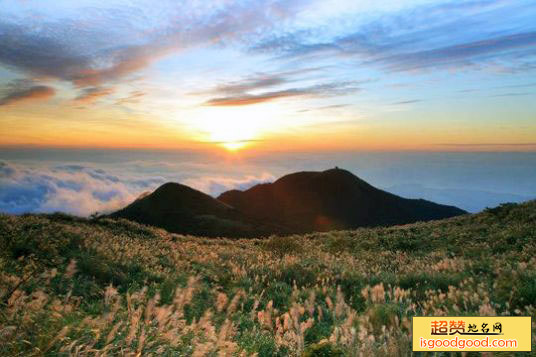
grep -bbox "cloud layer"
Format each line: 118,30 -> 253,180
0,161 -> 156,215
251,1 -> 536,73
0,85 -> 55,106
0,0 -> 309,86
0,160 -> 275,216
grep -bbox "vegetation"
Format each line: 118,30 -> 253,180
1,201 -> 535,356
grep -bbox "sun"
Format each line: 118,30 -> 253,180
221,141 -> 247,151
194,107 -> 269,151
206,119 -> 254,151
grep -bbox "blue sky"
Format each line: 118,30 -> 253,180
0,0 -> 535,151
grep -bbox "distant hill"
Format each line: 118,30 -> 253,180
110,182 -> 290,237
111,168 -> 465,237
218,168 -> 466,233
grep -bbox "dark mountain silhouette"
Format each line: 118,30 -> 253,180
111,168 -> 466,237
217,168 -> 466,233
110,182 -> 290,237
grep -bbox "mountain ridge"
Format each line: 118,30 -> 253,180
217,168 -> 466,233
110,168 -> 466,237
110,181 -> 292,237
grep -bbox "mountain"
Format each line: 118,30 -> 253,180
111,168 -> 465,237
218,168 -> 466,233
110,182 -> 289,237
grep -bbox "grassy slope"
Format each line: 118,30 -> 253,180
1,201 -> 535,356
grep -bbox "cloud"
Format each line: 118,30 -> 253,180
183,172 -> 275,197
297,104 -> 349,112
0,85 -> 55,106
204,81 -> 359,106
0,160 -> 277,216
204,67 -> 326,97
115,90 -> 145,105
251,1 -> 536,73
74,87 -> 114,103
0,161 -> 164,216
0,19 -> 174,87
214,76 -> 287,95
391,99 -> 421,105
0,0 -> 311,87
377,31 -> 536,72
489,92 -> 532,97
205,88 -> 306,106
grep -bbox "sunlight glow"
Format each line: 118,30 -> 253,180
222,141 -> 247,151
193,106 -> 274,151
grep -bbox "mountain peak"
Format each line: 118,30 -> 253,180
218,167 -> 465,233
112,168 -> 466,237
110,181 -> 291,237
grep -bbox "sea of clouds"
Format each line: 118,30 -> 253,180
0,158 -> 274,216
1,150 -> 535,216
0,161 -> 160,215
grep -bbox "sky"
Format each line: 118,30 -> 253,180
0,0 -> 535,216
0,0 -> 535,152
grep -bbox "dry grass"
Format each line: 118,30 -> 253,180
1,201 -> 535,355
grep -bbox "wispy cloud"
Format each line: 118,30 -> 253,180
199,66 -> 326,95
213,76 -> 288,95
297,104 -> 349,112
251,1 -> 536,73
115,91 -> 145,105
74,87 -> 114,104
205,81 -> 359,106
205,88 -> 306,106
391,99 -> 421,105
489,92 -> 532,97
0,0 -> 311,88
0,85 -> 55,106
377,31 -> 536,72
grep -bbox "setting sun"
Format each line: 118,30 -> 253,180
221,141 -> 247,151
193,106 -> 272,151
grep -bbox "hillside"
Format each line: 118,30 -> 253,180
1,201 -> 535,355
218,168 -> 466,233
112,168 -> 465,237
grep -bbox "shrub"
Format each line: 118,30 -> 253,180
303,342 -> 345,356
279,264 -> 316,287
262,235 -> 301,257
